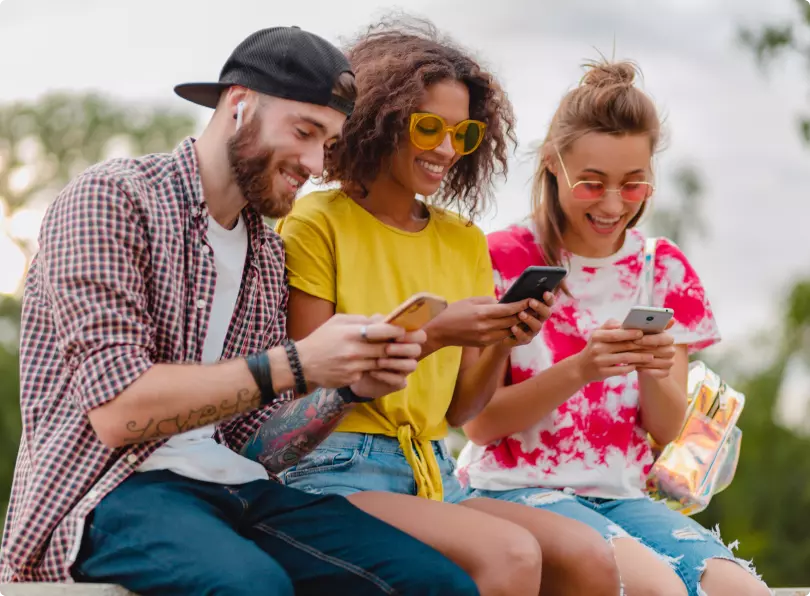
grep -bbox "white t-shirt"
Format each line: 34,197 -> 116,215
457,224 -> 720,499
138,215 -> 268,484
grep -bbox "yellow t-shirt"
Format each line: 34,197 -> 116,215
277,189 -> 494,500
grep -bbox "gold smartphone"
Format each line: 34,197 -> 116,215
384,292 -> 448,332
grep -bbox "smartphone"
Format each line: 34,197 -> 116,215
499,266 -> 568,304
622,305 -> 674,334
384,292 -> 448,331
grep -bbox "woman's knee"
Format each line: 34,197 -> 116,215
475,523 -> 543,596
612,537 -> 687,596
568,530 -> 621,595
532,517 -> 621,595
700,558 -> 770,596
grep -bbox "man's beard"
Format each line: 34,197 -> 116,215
226,113 -> 304,219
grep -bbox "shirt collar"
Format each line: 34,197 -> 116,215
173,137 -> 268,252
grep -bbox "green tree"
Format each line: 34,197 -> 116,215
739,0 -> 810,144
690,3 -> 810,586
0,92 -> 196,262
693,282 -> 810,586
647,165 -> 708,250
0,297 -> 21,530
0,92 -> 195,532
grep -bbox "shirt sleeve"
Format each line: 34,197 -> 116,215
472,225 -> 497,299
654,238 -> 721,354
275,208 -> 336,303
39,171 -> 156,413
487,226 -> 541,301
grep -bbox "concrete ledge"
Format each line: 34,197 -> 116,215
0,585 -> 135,595
1,584 -> 806,595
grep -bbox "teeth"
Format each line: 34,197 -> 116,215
417,159 -> 444,174
590,214 -> 620,226
281,172 -> 301,188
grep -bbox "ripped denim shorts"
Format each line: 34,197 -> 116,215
469,487 -> 761,596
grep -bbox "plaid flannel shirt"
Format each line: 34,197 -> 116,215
0,138 -> 290,582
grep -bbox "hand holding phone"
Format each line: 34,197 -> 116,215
573,319 -> 656,383
499,266 -> 567,304
621,306 -> 674,334
623,307 -> 678,379
384,292 -> 448,332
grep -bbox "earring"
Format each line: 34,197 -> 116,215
235,101 -> 245,130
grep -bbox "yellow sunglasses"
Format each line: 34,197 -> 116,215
409,113 -> 487,156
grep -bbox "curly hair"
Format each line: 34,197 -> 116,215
325,15 -> 517,221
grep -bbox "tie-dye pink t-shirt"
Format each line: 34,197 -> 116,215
457,224 -> 721,498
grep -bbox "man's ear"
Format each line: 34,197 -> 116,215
222,86 -> 253,120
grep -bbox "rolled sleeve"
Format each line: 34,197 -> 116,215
40,171 -> 157,412
275,212 -> 336,303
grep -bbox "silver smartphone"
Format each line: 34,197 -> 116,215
621,305 -> 674,334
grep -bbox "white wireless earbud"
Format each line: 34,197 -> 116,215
235,101 -> 245,130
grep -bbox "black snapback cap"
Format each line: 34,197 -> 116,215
175,26 -> 354,115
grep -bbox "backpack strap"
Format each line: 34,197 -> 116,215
640,236 -> 659,307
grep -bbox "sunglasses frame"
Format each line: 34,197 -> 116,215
555,148 -> 655,202
409,112 -> 487,156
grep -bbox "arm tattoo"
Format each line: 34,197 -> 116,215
121,388 -> 261,445
240,388 -> 349,474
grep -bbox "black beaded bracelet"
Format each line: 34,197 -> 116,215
337,386 -> 375,404
283,340 -> 308,396
246,352 -> 277,406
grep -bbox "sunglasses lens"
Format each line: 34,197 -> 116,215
621,183 -> 651,202
412,115 -> 445,149
453,121 -> 484,155
572,182 -> 605,200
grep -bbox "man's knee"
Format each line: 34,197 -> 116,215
208,560 -> 294,596
395,555 -> 479,596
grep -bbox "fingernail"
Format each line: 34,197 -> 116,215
530,299 -> 540,309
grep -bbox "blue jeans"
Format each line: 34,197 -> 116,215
471,487 -> 746,596
73,470 -> 479,596
279,432 -> 472,503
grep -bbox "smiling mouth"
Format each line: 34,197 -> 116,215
416,159 -> 446,176
586,213 -> 624,233
280,169 -> 304,190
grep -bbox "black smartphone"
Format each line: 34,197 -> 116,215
499,266 -> 568,304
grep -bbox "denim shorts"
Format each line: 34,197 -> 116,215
471,487 -> 759,596
279,432 -> 472,504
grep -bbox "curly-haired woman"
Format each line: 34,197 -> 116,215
244,17 -> 622,596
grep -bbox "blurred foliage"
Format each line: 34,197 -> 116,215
648,165 -> 708,248
0,92 -> 196,261
693,2 -> 810,586
0,92 -> 195,532
739,0 -> 810,144
0,297 -> 21,527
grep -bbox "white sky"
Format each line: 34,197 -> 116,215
0,0 -> 809,356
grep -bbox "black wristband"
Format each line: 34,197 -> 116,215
283,340 -> 308,396
246,352 -> 277,406
337,386 -> 375,404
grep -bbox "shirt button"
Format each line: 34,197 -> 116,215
87,489 -> 101,501
629,416 -> 636,424
196,299 -> 206,310
126,454 -> 138,465
202,245 -> 211,255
